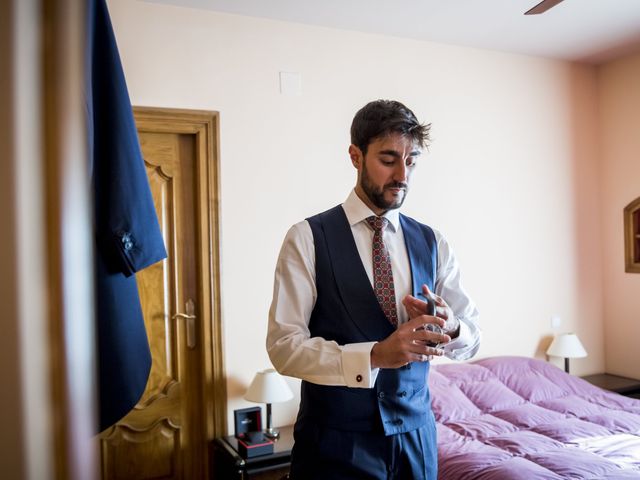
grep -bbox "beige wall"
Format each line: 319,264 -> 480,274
108,0 -> 607,430
598,52 -> 640,379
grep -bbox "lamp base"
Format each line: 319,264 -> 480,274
264,402 -> 280,439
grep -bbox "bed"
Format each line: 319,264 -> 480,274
429,356 -> 640,479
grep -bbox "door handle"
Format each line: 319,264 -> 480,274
172,299 -> 196,349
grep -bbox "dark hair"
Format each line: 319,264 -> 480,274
350,100 -> 431,155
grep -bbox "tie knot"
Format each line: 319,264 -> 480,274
366,216 -> 388,233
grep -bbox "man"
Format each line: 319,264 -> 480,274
267,100 -> 481,479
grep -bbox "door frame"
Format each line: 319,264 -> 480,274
133,106 -> 227,443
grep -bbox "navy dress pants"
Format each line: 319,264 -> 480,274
289,422 -> 437,480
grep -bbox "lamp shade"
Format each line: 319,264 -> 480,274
244,369 -> 293,404
546,333 -> 587,359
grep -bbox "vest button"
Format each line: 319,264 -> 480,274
356,374 -> 362,383
394,419 -> 403,426
378,391 -> 385,399
398,391 -> 407,398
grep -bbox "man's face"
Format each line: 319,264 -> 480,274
350,132 -> 421,215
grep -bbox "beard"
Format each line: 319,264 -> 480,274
360,164 -> 408,212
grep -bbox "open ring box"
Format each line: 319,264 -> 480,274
234,406 -> 274,458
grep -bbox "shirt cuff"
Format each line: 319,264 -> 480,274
342,342 -> 379,388
444,319 -> 471,352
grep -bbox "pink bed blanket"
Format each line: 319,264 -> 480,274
430,356 -> 640,479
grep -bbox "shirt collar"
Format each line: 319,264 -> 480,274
342,189 -> 400,232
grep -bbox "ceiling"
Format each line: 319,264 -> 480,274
147,0 -> 640,64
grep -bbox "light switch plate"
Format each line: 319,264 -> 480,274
279,71 -> 301,96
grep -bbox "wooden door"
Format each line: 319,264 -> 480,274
99,108 -> 226,479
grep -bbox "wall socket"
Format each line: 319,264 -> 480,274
551,314 -> 562,329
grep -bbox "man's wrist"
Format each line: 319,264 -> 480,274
370,342 -> 380,369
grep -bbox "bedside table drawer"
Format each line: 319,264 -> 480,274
582,373 -> 640,397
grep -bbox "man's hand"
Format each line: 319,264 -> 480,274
370,313 -> 450,369
404,284 -> 460,339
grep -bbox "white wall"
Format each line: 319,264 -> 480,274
108,0 -> 605,430
598,52 -> 640,379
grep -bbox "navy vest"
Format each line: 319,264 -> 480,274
299,205 -> 438,435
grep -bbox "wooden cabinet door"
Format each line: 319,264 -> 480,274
99,108 -> 226,480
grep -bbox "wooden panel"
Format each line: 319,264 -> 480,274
138,153 -> 177,406
101,419 -> 180,480
139,132 -> 179,168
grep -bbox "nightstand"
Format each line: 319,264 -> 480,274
212,425 -> 293,479
581,373 -> 640,399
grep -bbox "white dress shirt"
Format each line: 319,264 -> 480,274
267,190 -> 481,388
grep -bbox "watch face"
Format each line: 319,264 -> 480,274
424,323 -> 443,348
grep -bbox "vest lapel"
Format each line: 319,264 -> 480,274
320,207 -> 395,341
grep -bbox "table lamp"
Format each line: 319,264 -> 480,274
546,332 -> 587,374
244,368 -> 293,439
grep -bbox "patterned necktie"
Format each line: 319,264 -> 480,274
366,216 -> 398,326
